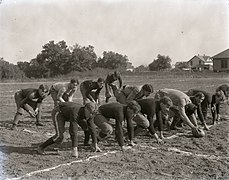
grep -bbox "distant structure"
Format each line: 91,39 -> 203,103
187,55 -> 213,71
174,61 -> 191,71
126,62 -> 134,72
212,48 -> 229,72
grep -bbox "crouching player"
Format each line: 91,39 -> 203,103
135,96 -> 173,143
93,101 -> 141,151
186,90 -> 210,130
37,102 -> 100,157
211,85 -> 229,124
11,84 -> 49,130
105,70 -> 122,103
155,88 -> 204,137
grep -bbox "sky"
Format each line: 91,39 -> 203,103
0,0 -> 229,67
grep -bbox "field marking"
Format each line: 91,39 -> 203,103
6,150 -> 120,180
6,142 -> 229,180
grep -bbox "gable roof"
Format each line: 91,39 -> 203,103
212,48 -> 229,59
187,55 -> 212,63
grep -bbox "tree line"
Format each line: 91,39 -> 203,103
0,40 -> 172,80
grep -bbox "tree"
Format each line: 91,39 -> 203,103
97,51 -> 129,70
69,44 -> 97,71
148,54 -> 172,71
36,40 -> 71,77
0,58 -> 25,80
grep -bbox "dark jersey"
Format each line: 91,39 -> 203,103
20,88 -> 44,105
136,98 -> 162,134
82,80 -> 103,101
186,89 -> 212,104
105,73 -> 122,88
98,103 -> 133,146
59,102 -> 81,122
59,102 -> 97,143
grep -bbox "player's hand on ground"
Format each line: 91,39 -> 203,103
91,143 -> 102,152
157,138 -> 164,145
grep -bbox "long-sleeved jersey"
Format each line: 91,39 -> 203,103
98,103 -> 133,146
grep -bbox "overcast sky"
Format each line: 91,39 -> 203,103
0,0 -> 228,67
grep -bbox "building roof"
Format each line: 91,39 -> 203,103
188,55 -> 211,63
212,48 -> 229,59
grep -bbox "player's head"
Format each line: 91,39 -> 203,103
38,84 -> 49,97
185,103 -> 197,116
126,100 -> 141,120
114,70 -> 121,78
142,84 -> 154,97
194,92 -> 205,104
159,96 -> 173,114
84,102 -> 98,119
70,78 -> 79,89
97,78 -> 105,88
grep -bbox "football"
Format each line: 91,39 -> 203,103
192,128 -> 205,138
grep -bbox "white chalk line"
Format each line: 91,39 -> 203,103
6,122 -> 226,179
6,142 -> 229,180
137,145 -> 229,161
6,150 -> 119,180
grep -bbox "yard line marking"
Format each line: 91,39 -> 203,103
137,145 -> 229,160
6,122 -> 226,179
6,143 -> 228,180
7,150 -> 117,180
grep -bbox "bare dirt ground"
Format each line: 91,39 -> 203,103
0,75 -> 229,180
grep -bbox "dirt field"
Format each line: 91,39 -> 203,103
0,75 -> 229,180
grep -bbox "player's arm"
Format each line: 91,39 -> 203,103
68,88 -> 77,102
57,87 -> 67,103
87,116 -> 102,152
178,105 -> 196,129
118,76 -> 123,89
126,90 -> 138,103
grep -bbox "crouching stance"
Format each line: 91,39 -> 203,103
37,102 -> 100,157
186,89 -> 212,130
111,84 -> 154,104
211,85 -> 228,124
50,78 -> 79,107
93,101 -> 141,151
105,70 -> 122,103
11,84 -> 49,130
135,96 -> 173,143
155,89 -> 202,137
80,78 -> 104,105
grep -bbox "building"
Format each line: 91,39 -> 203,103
175,61 -> 191,71
187,55 -> 213,71
212,49 -> 229,72
126,62 -> 134,72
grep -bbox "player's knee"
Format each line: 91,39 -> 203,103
103,126 -> 113,135
133,114 -> 149,128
